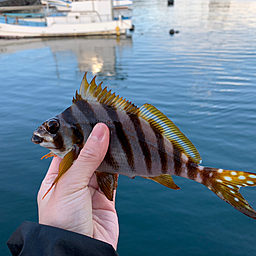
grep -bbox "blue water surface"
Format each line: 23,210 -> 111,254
1,0 -> 256,255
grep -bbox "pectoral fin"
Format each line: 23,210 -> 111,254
95,172 -> 119,201
144,174 -> 180,190
41,151 -> 56,160
42,150 -> 76,199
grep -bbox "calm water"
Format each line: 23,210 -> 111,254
1,0 -> 256,255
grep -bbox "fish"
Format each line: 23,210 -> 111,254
31,72 -> 256,219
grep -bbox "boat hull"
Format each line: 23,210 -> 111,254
0,19 -> 132,38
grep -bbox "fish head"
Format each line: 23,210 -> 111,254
31,114 -> 79,157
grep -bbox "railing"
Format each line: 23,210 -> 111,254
47,12 -> 112,26
0,15 -> 47,27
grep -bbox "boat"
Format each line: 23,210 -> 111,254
0,0 -> 133,39
0,0 -> 40,7
40,0 -> 133,21
40,0 -> 133,11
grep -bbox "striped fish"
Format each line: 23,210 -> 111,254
32,73 -> 256,219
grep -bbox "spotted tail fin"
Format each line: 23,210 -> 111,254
201,167 -> 256,219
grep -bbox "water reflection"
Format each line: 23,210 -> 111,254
209,0 -> 230,10
0,36 -> 132,77
208,1 -> 230,29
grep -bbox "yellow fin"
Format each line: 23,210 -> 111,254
42,150 -> 76,199
144,174 -> 180,190
139,103 -> 202,164
95,172 -> 119,201
205,168 -> 256,219
73,72 -> 139,115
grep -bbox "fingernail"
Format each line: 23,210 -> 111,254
90,124 -> 105,141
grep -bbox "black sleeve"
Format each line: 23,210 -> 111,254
7,221 -> 118,256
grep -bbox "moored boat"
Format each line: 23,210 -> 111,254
0,0 -> 133,39
0,0 -> 39,7
40,0 -> 133,11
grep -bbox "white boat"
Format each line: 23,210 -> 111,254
40,0 -> 133,12
40,0 -> 133,21
0,0 -> 40,7
0,0 -> 133,38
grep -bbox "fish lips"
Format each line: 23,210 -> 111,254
31,126 -> 47,145
31,126 -> 63,150
31,134 -> 43,144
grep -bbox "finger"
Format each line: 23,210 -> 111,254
63,123 -> 110,187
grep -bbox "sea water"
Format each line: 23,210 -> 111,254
0,0 -> 256,255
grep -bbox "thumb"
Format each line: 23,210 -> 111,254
67,123 -> 110,186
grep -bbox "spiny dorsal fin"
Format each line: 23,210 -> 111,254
139,103 -> 202,164
73,72 -> 139,115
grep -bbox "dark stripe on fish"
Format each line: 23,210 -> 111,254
74,100 -> 98,126
105,146 -> 120,169
53,133 -> 64,150
75,101 -> 119,169
152,127 -> 168,174
61,106 -> 79,125
103,105 -> 135,170
174,147 -> 182,176
200,167 -> 216,186
61,106 -> 84,144
186,160 -> 198,180
129,114 -> 152,173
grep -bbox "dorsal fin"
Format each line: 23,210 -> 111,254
73,73 -> 201,164
139,103 -> 202,164
73,72 -> 139,115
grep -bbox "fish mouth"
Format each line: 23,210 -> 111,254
31,133 -> 63,150
31,135 -> 43,144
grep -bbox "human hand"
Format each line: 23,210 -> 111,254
37,123 -> 119,250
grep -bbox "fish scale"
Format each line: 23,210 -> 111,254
128,113 -> 152,173
31,72 -> 256,220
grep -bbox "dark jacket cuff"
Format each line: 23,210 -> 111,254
7,221 -> 118,256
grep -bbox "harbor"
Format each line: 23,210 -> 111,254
1,0 -> 256,255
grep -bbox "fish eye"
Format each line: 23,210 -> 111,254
46,120 -> 60,134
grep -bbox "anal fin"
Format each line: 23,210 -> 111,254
144,174 -> 180,190
95,172 -> 119,201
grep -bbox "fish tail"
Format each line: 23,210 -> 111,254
199,167 -> 256,219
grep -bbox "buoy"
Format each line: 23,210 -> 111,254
116,26 -> 120,36
129,24 -> 135,32
169,29 -> 179,35
168,0 -> 174,6
169,29 -> 175,35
